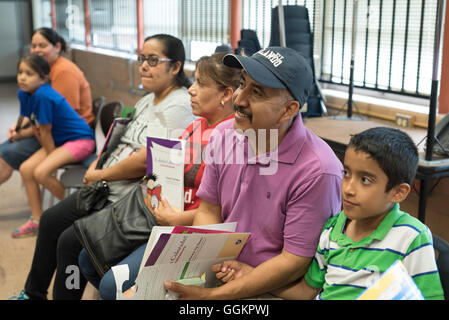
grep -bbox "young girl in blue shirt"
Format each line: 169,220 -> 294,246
13,54 -> 95,238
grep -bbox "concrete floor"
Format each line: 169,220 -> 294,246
0,82 -> 97,300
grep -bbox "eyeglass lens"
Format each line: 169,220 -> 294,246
138,55 -> 155,66
138,55 -> 170,66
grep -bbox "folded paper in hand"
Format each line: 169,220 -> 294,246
146,136 -> 185,214
121,222 -> 250,300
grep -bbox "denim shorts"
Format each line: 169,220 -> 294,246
0,137 -> 41,170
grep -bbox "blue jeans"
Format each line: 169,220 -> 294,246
0,137 -> 40,170
78,243 -> 147,300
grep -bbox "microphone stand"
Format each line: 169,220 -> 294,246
334,0 -> 364,120
425,0 -> 445,162
417,0 -> 446,222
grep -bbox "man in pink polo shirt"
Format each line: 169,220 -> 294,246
165,46 -> 342,299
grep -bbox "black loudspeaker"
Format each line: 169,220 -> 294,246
433,113 -> 449,157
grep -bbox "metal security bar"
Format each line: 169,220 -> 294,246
242,0 -> 438,98
320,0 -> 438,98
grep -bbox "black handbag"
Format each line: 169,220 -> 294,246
74,182 -> 158,277
75,180 -> 110,217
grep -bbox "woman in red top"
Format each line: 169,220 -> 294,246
159,52 -> 240,224
78,52 -> 242,299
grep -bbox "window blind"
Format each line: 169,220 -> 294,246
89,0 -> 137,52
54,0 -> 85,44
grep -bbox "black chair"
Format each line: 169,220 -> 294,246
99,101 -> 124,139
215,44 -> 232,53
60,101 -> 124,197
433,234 -> 449,299
91,96 -> 106,126
269,5 -> 327,118
235,29 -> 261,56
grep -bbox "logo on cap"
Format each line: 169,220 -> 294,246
256,49 -> 284,67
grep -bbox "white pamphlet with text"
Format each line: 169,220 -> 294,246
121,223 -> 249,300
146,136 -> 186,214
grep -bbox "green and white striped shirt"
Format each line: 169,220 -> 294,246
304,204 -> 444,300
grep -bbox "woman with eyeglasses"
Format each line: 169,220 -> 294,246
129,34 -> 194,140
8,34 -> 195,300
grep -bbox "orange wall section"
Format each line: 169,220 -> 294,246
50,0 -> 56,30
136,0 -> 144,54
230,0 -> 242,52
438,2 -> 449,114
83,0 -> 91,48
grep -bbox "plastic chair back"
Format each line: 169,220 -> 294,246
92,96 -> 106,118
236,29 -> 261,56
433,234 -> 449,299
99,101 -> 124,137
215,44 -> 232,53
269,5 -> 325,117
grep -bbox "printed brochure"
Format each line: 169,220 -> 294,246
115,223 -> 250,300
146,136 -> 186,214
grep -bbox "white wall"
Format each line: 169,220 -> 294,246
0,2 -> 20,79
0,1 -> 32,80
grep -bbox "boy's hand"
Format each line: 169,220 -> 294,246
8,123 -> 22,141
211,260 -> 254,283
9,130 -> 21,142
7,124 -> 16,140
164,281 -> 211,300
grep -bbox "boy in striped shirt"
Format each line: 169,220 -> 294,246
274,127 -> 444,300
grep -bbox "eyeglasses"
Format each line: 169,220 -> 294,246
137,55 -> 172,66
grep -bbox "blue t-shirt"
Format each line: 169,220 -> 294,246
18,83 -> 94,146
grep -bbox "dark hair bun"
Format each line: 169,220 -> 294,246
33,27 -> 67,54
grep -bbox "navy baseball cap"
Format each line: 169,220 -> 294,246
223,46 -> 313,107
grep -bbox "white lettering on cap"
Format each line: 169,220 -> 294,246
256,49 -> 284,67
